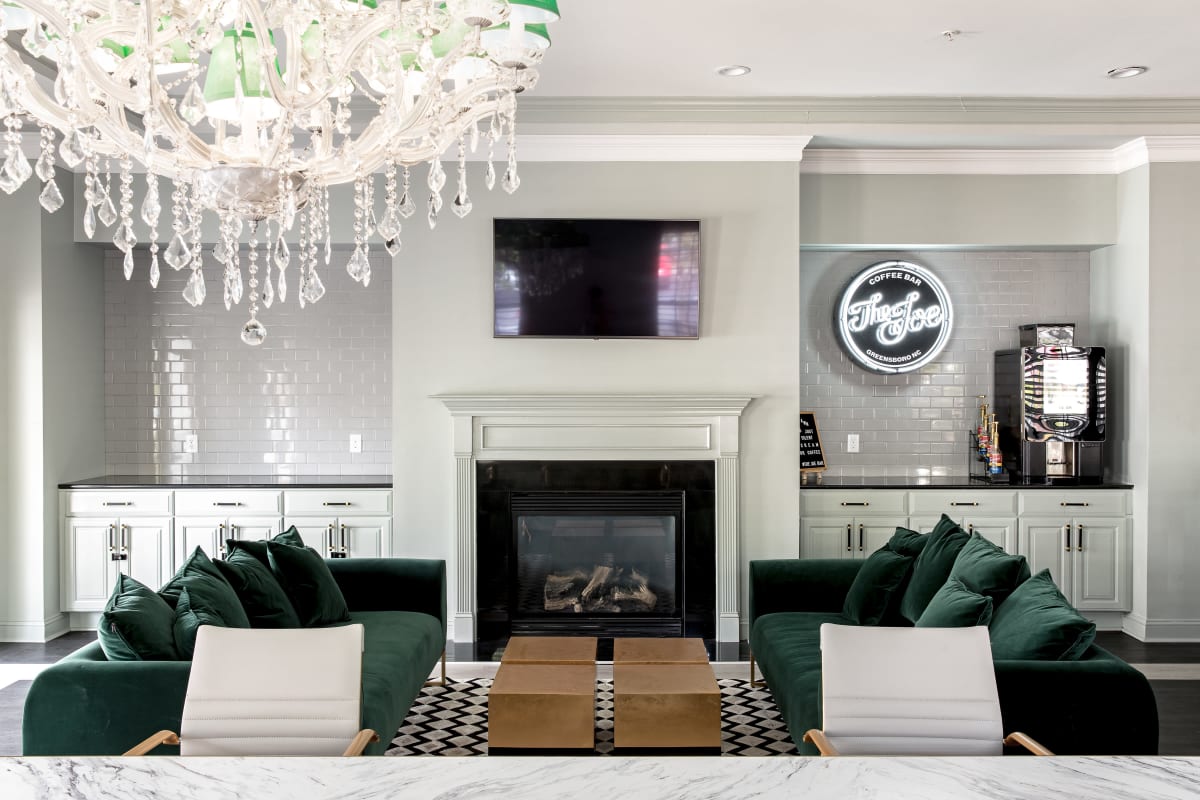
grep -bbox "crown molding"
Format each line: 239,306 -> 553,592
516,134 -> 814,161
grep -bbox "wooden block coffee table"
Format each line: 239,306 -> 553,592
488,637 -> 598,750
613,638 -> 721,750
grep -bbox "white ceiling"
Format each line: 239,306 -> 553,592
538,0 -> 1195,98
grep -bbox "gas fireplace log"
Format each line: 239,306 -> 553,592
580,565 -> 613,605
542,565 -> 657,613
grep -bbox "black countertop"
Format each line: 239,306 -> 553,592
800,475 -> 1133,490
59,475 -> 393,489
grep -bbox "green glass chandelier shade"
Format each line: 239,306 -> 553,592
480,22 -> 551,50
509,0 -> 559,24
203,27 -> 282,122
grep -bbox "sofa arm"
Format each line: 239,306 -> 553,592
23,651 -> 191,756
995,647 -> 1159,755
327,558 -> 447,635
748,559 -> 863,624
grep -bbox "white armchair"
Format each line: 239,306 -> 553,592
803,624 -> 1052,757
125,624 -> 379,757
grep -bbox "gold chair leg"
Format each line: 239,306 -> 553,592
424,649 -> 446,688
750,652 -> 764,688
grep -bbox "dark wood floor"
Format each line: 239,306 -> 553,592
2,632 -> 1198,756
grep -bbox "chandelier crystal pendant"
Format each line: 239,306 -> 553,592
0,0 -> 558,344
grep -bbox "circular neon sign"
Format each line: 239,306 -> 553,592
835,260 -> 954,374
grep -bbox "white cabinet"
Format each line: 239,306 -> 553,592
62,512 -> 173,611
799,490 -> 907,559
1018,490 -> 1131,611
800,486 -> 1133,614
283,490 -> 392,559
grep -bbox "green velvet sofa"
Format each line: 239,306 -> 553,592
23,558 -> 446,757
749,559 -> 1159,756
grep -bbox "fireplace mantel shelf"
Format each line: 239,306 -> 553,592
437,393 -> 755,646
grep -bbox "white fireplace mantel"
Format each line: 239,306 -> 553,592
435,393 -> 756,645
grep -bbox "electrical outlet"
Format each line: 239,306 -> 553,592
847,433 -> 860,454
349,434 -> 362,454
183,434 -> 198,454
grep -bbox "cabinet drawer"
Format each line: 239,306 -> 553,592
284,490 -> 391,516
174,490 -> 281,515
909,491 -> 1017,517
1019,491 -> 1128,517
64,490 -> 172,515
800,491 -> 907,517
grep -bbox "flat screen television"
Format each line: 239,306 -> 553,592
493,218 -> 701,338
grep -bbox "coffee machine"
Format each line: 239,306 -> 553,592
993,336 -> 1106,483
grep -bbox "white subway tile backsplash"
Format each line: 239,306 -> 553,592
802,250 -> 1090,477
104,248 -> 391,476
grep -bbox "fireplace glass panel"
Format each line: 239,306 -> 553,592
515,515 -> 678,617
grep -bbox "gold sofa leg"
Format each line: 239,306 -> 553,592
750,652 -> 764,688
424,650 -> 447,688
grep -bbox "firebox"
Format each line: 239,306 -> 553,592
474,460 -> 716,659
510,492 -> 684,636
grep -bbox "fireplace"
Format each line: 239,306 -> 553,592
476,461 -> 715,658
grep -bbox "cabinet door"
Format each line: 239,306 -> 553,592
120,518 -> 174,590
63,517 -> 118,610
963,517 -> 1017,552
855,517 -> 908,558
175,516 -> 228,561
1019,518 -> 1072,594
1073,517 -> 1131,612
801,518 -> 856,559
228,516 -> 282,543
287,519 -> 336,556
337,517 -> 391,558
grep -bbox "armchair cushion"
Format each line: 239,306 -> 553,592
915,578 -> 994,628
267,541 -> 351,627
173,585 -> 251,659
216,545 -> 301,629
949,533 -> 1031,605
989,569 -> 1096,661
98,574 -> 180,662
842,548 -> 914,625
898,515 -> 970,623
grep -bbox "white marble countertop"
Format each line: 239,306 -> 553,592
3,756 -> 1200,800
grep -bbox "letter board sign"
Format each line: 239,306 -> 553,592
835,260 -> 954,374
799,412 -> 826,473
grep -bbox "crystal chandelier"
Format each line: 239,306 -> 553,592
0,0 -> 559,343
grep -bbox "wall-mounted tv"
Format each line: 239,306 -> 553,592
493,218 -> 701,338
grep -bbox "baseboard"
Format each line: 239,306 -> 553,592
1124,614 -> 1200,642
1087,611 -> 1126,632
0,613 -> 70,643
69,612 -> 100,631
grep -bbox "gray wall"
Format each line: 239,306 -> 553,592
802,250 -> 1091,477
392,161 -> 802,630
800,173 -> 1116,248
103,249 -> 392,476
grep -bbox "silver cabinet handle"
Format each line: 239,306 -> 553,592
326,524 -> 336,558
323,501 -> 353,507
116,524 -> 129,561
858,524 -> 864,552
1061,502 -> 1090,507
338,524 -> 349,558
108,523 -> 118,561
218,523 -> 227,558
212,502 -> 243,507
1077,523 -> 1084,553
845,523 -> 852,552
103,501 -> 133,507
840,502 -> 869,507
950,502 -> 979,507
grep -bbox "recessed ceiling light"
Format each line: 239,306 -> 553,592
1107,66 -> 1149,79
716,65 -> 751,78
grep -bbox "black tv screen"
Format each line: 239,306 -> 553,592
493,219 -> 701,338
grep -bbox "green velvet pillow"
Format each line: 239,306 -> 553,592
989,570 -> 1097,661
949,533 -> 1031,605
266,541 -> 351,627
886,527 -> 929,558
899,514 -> 971,623
173,585 -> 251,659
915,578 -> 994,628
97,573 -> 180,661
230,526 -> 308,568
216,545 -> 301,629
158,547 -> 229,609
842,547 -> 914,625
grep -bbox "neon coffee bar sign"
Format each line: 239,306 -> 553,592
835,260 -> 954,374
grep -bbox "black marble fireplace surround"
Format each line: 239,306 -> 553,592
475,460 -> 716,660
